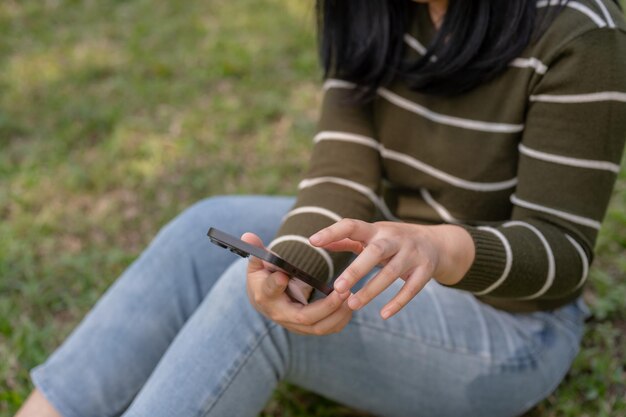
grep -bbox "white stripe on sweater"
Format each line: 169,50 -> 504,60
403,34 -> 428,55
537,0 -> 567,5
503,221 -> 555,299
298,176 -> 400,221
313,133 -> 518,192
473,227 -> 514,296
267,235 -> 334,281
323,81 -> 525,134
565,234 -> 590,292
381,147 -> 518,191
420,188 -> 460,223
314,131 -> 379,149
519,143 -> 621,173
510,195 -> 601,230
283,206 -> 342,223
403,34 -> 439,63
537,0 -> 607,28
323,79 -> 356,91
592,0 -> 615,28
566,1 -> 607,27
509,57 -> 548,75
378,88 -> 525,133
530,91 -> 626,103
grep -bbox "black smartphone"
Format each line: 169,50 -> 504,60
207,227 -> 333,297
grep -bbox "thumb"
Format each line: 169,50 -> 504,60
241,232 -> 266,273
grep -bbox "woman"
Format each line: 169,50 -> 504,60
16,0 -> 626,416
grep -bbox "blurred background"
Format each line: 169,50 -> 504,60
0,0 -> 624,415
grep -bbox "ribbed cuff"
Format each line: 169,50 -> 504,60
271,240 -> 331,282
446,225 -> 508,293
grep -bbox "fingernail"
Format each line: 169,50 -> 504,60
381,309 -> 391,320
335,279 -> 348,293
348,296 -> 361,310
309,233 -> 321,244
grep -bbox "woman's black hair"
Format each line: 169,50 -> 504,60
316,0 -> 620,97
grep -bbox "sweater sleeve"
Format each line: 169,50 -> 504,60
268,80 -> 383,282
448,28 -> 626,303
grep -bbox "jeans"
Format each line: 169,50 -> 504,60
30,195 -> 590,417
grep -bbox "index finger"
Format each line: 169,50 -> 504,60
295,290 -> 350,325
317,238 -> 365,254
309,219 -> 375,247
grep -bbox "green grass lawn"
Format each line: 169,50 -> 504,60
1,0 -> 625,415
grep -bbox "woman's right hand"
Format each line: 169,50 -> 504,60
241,232 -> 353,336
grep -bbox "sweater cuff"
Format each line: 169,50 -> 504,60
270,239 -> 331,283
445,225 -> 508,293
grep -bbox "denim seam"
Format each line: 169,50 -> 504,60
198,322 -> 279,417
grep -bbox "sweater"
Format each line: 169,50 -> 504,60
268,0 -> 626,312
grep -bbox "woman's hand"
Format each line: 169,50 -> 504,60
309,219 -> 475,320
242,233 -> 353,336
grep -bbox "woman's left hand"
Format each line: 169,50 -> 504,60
309,219 -> 475,320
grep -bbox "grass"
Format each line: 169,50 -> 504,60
0,0 -> 625,415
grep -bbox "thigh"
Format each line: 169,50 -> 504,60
286,278 -> 586,417
75,194 -> 295,340
31,195 -> 295,417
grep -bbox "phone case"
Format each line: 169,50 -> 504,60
207,228 -> 333,302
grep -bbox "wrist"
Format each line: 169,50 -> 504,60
426,224 -> 475,286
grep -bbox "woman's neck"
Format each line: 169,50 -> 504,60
413,0 -> 448,29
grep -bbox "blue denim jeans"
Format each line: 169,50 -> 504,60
31,195 -> 590,417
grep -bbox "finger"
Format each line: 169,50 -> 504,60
348,254 -> 409,311
306,302 -> 353,335
263,270 -> 290,298
294,290 -> 350,325
309,219 -> 374,246
248,275 -> 302,322
317,238 -> 364,254
334,238 -> 399,294
286,279 -> 313,304
285,301 -> 352,335
241,232 -> 266,273
267,297 -> 304,324
380,267 -> 432,320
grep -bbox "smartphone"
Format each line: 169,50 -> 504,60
207,227 -> 333,301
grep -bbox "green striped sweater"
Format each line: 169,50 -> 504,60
269,0 -> 626,312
